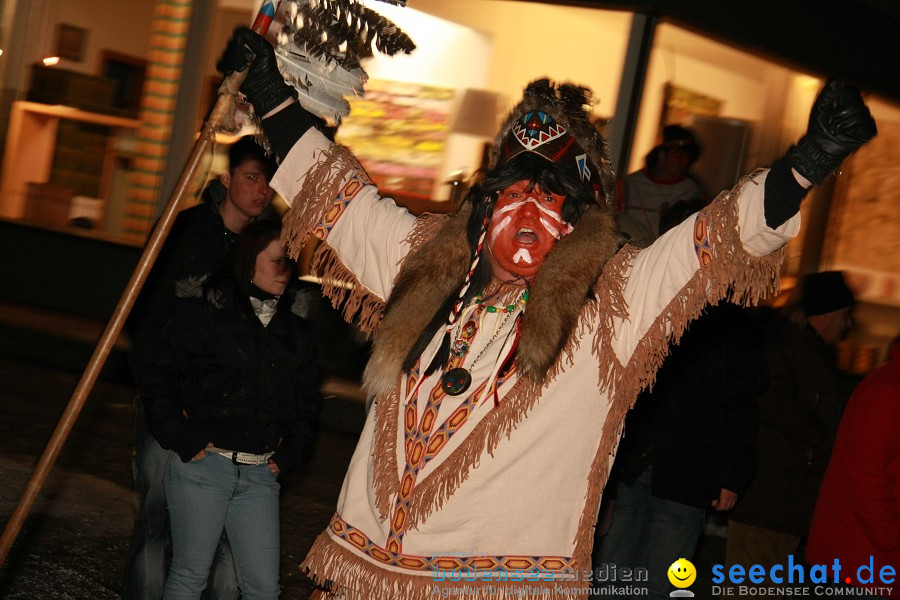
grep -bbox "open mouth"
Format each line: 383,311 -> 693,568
515,227 -> 538,244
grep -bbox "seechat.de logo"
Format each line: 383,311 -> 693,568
711,555 -> 896,597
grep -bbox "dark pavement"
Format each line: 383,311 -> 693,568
0,356 -> 362,599
0,298 -> 732,599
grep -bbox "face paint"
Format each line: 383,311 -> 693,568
513,248 -> 533,265
487,180 -> 569,281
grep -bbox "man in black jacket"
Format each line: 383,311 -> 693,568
593,201 -> 766,599
125,137 -> 278,600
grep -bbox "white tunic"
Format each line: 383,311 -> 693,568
272,129 -> 800,599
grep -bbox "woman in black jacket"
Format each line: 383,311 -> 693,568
142,219 -> 319,599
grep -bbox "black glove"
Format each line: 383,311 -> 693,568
785,79 -> 877,185
216,27 -> 296,117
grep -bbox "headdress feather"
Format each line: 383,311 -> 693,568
493,78 -> 617,209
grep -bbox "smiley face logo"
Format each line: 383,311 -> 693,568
667,558 -> 696,588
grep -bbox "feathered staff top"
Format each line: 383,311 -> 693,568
274,0 -> 416,123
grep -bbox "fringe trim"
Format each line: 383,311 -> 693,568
311,243 -> 385,337
383,292 -> 605,530
576,175 -> 785,564
302,530 -> 587,600
371,385 -> 402,520
563,245 -> 634,568
404,212 -> 449,252
284,144 -> 446,337
363,204 -> 474,398
404,374 -> 542,530
402,292 -> 606,530
282,144 -> 371,261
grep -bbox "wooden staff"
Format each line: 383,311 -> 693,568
0,0 -> 281,568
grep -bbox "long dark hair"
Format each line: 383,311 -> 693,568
201,219 -> 294,322
404,152 -> 597,375
230,220 -> 286,297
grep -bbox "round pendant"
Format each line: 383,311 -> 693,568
441,367 -> 472,396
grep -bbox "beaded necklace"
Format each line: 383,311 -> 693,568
474,289 -> 530,313
439,289 -> 527,396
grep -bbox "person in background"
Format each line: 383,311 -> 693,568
727,271 -> 858,599
142,220 -> 320,600
806,336 -> 900,599
593,200 -> 765,600
125,137 -> 278,600
618,125 -> 705,247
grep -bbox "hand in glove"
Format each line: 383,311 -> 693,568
786,79 -> 877,184
216,27 -> 296,117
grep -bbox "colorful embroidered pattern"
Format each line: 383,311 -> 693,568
512,111 -> 568,151
387,347 -> 490,552
330,514 -> 576,576
405,365 -> 420,398
693,215 -> 714,267
386,307 -> 520,554
312,175 -> 366,239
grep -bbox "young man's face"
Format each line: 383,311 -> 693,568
220,158 -> 274,220
486,180 -> 570,282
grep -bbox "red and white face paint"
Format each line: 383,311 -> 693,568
486,180 -> 572,281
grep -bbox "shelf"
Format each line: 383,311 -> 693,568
0,101 -> 140,231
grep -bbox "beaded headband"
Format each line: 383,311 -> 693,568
492,78 -> 616,209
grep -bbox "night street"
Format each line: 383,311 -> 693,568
0,357 -> 360,599
0,353 -> 738,599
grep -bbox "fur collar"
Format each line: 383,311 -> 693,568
363,203 -> 473,397
363,202 -> 619,397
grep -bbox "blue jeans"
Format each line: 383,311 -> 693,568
593,467 -> 705,599
164,451 -> 281,600
126,398 -> 239,600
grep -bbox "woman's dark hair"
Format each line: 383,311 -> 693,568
230,219 -> 289,299
404,152 -> 597,375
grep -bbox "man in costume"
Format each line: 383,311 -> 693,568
218,27 -> 876,599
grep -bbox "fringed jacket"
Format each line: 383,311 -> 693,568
271,128 -> 799,599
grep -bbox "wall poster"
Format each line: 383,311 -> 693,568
336,79 -> 456,199
659,82 -> 722,132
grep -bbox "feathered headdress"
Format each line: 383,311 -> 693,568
274,0 -> 416,123
493,79 -> 616,209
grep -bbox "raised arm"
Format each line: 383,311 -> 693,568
216,27 -> 317,160
763,79 -> 877,229
610,80 -> 876,384
216,28 -> 418,327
